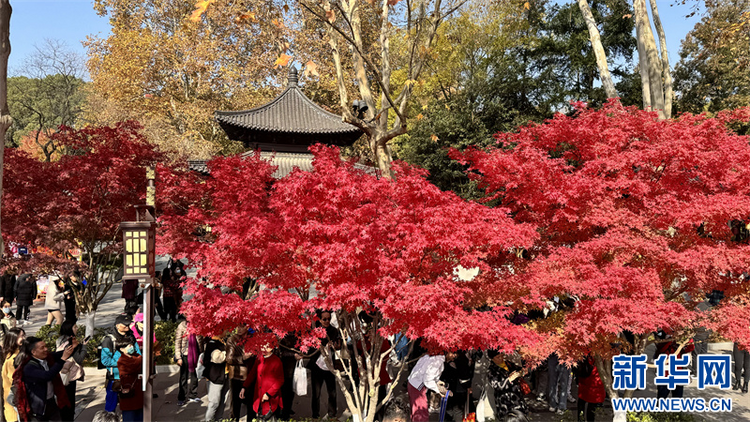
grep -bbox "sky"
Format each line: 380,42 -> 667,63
8,0 -> 705,77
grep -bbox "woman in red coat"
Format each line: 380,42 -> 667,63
240,340 -> 284,420
116,338 -> 144,422
576,354 -> 605,422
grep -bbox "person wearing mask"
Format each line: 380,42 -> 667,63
116,338 -> 144,422
1,301 -> 17,344
308,310 -> 340,419
130,313 -> 159,356
204,334 -> 229,421
56,321 -> 87,422
43,279 -> 65,328
2,328 -> 25,422
226,328 -> 255,421
575,354 -> 605,422
486,350 -> 528,421
408,351 -> 452,422
240,339 -> 284,421
14,274 -> 36,323
18,336 -> 75,421
100,314 -> 140,413
174,315 -> 202,405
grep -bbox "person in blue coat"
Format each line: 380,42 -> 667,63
100,314 -> 140,412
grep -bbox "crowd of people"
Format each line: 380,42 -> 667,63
0,265 -> 745,422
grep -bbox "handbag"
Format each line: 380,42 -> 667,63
118,376 -> 139,399
57,342 -> 84,386
475,388 -> 495,422
316,354 -> 329,371
518,377 -> 531,396
293,360 -> 308,396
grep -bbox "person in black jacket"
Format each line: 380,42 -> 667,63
279,333 -> 299,420
307,311 -> 341,419
14,274 -> 36,323
204,335 -> 229,421
441,351 -> 476,422
18,336 -> 76,421
0,271 -> 16,306
62,275 -> 80,324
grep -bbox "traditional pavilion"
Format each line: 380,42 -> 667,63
189,68 -> 365,178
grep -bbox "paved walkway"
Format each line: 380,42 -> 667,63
18,284 -> 750,421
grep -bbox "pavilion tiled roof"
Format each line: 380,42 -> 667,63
188,151 -> 376,179
215,68 -> 362,138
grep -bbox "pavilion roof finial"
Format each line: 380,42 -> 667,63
288,67 -> 298,87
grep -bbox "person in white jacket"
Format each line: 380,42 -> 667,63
408,351 -> 456,422
43,279 -> 65,326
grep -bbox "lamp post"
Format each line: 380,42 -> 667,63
120,167 -> 157,422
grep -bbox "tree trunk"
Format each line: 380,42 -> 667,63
372,137 -> 395,179
633,0 -> 666,119
577,0 -> 618,99
0,0 -> 12,258
634,23 -> 652,111
593,354 -> 628,422
82,310 -> 97,339
320,310 -> 412,422
647,0 -> 672,118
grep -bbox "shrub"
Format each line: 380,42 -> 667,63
155,320 -> 178,365
35,321 -> 179,366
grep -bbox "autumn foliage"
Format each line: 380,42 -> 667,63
455,101 -> 750,393
2,122 -> 171,312
161,145 -> 540,348
159,144 -> 541,420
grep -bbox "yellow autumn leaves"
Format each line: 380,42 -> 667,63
190,0 -> 215,22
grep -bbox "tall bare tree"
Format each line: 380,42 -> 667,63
647,0 -> 672,118
300,0 -> 468,178
0,0 -> 12,258
577,0 -> 672,118
577,0 -> 618,99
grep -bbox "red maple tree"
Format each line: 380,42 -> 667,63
2,121 -> 170,314
455,101 -> 750,399
160,145 -> 540,422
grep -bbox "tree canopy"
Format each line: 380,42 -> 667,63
674,0 -> 750,113
394,0 -> 640,198
159,144 -> 540,422
85,0 -> 291,159
455,101 -> 750,398
2,122 -> 177,314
